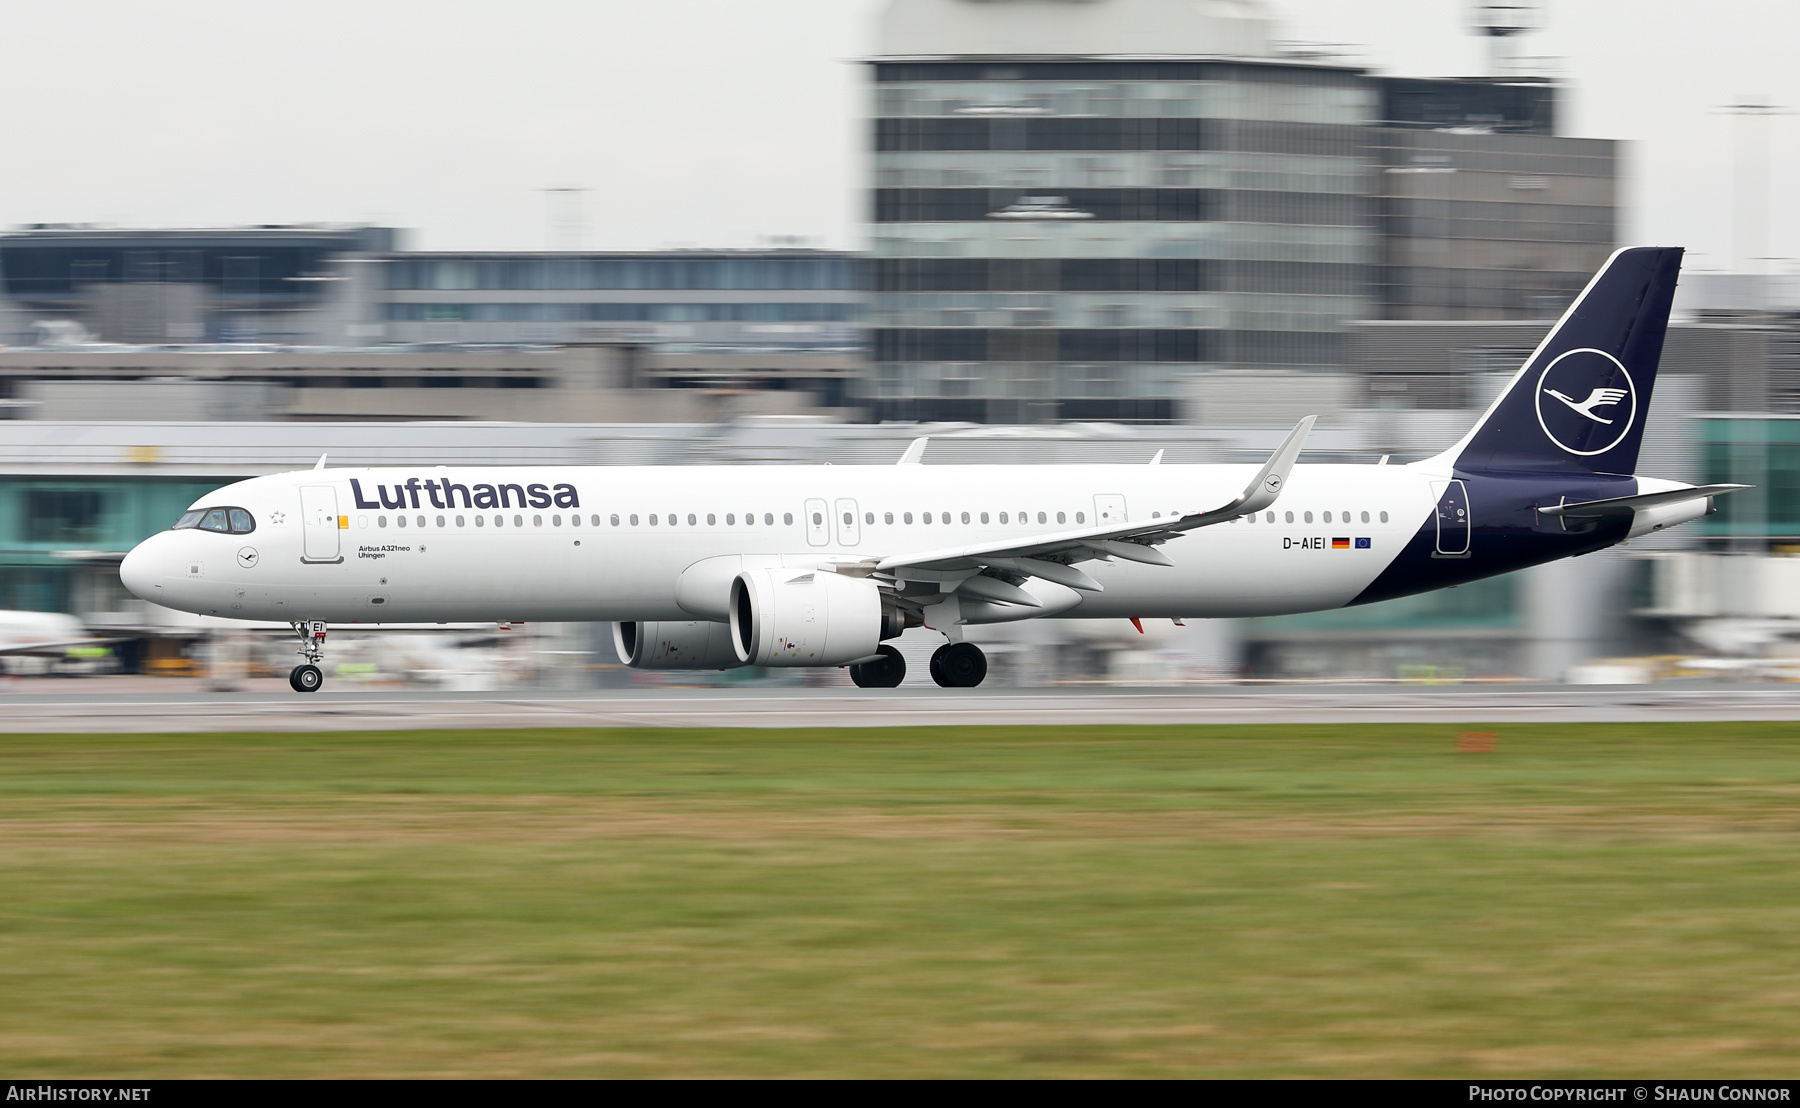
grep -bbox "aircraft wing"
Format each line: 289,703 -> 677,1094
857,416 -> 1315,595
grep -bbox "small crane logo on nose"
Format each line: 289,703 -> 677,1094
237,547 -> 259,568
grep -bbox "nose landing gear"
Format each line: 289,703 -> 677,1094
289,620 -> 327,693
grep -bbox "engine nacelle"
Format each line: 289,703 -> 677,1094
613,620 -> 746,670
730,568 -> 886,667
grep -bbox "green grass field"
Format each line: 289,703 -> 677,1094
2,722 -> 1799,1077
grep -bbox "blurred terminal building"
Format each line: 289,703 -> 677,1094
1,0 -> 1798,682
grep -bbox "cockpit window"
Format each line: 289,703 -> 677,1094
173,506 -> 256,534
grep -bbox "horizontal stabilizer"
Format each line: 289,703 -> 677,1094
1538,483 -> 1750,518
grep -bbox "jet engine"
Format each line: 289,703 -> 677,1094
613,620 -> 746,670
729,568 -> 895,667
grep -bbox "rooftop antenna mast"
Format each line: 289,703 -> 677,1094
1468,1 -> 1544,78
541,186 -> 590,253
1718,98 -> 1790,281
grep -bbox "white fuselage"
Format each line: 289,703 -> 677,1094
120,462 -> 1443,624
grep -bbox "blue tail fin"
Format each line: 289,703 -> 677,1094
1443,246 -> 1683,476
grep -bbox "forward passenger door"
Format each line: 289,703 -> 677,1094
301,485 -> 343,563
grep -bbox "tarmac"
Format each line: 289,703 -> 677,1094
1,677 -> 1799,732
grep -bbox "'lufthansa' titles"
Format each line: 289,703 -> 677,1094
350,477 -> 580,512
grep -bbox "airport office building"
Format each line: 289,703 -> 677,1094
865,0 -> 1616,422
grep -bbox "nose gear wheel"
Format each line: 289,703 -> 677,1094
289,621 -> 328,692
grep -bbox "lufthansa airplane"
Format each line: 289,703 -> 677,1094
119,247 -> 1742,693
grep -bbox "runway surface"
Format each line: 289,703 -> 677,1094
2,681 -> 1800,731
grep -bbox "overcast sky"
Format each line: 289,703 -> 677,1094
1,0 -> 1794,270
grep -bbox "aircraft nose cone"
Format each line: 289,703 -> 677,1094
119,539 -> 162,601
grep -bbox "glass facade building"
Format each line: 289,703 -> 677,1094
868,60 -> 1374,423
381,251 -> 862,353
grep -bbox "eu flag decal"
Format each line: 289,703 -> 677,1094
1332,537 -> 1350,549
1355,537 -> 1372,550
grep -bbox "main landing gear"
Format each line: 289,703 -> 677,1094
849,644 -> 906,688
847,641 -> 989,688
289,620 -> 327,693
929,642 -> 987,688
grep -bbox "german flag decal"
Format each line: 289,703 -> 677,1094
1332,537 -> 1351,549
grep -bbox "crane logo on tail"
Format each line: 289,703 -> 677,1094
1544,386 -> 1628,424
1534,348 -> 1637,457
